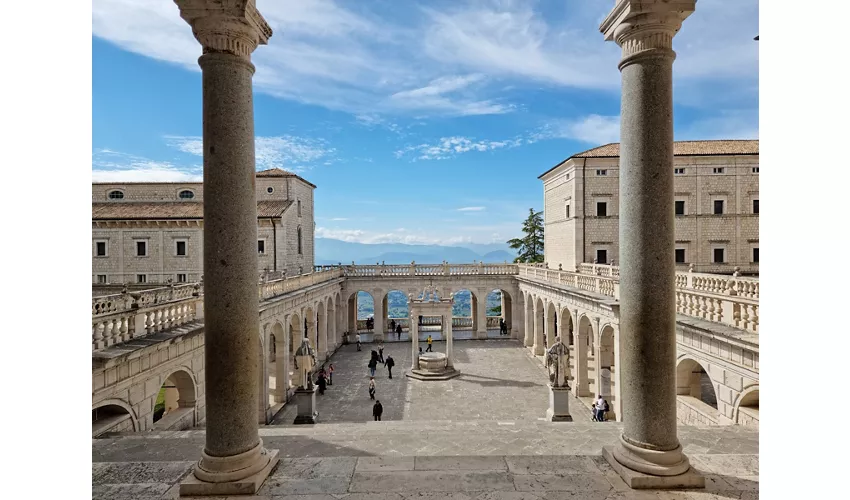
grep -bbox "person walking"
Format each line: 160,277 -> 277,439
356,332 -> 362,351
390,319 -> 396,334
395,323 -> 402,340
368,377 -> 376,400
500,318 -> 507,335
368,357 -> 378,377
378,343 -> 385,363
316,371 -> 327,395
373,400 -> 383,421
328,364 -> 334,386
385,355 -> 395,379
426,334 -> 433,352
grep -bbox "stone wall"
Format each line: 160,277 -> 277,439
677,396 -> 723,426
737,406 -> 759,428
93,183 -> 206,202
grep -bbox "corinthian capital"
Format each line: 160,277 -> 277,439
599,0 -> 695,61
175,0 -> 272,59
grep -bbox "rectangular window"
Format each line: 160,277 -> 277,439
674,168 -> 685,175
177,273 -> 187,283
596,249 -> 608,264
95,241 -> 107,257
596,202 -> 608,217
297,200 -> 302,217
713,200 -> 724,215
713,248 -> 725,264
752,199 -> 759,214
675,200 -> 685,216
565,203 -> 571,219
176,240 -> 187,256
713,167 -> 725,174
753,248 -> 759,263
675,249 -> 686,263
96,274 -> 107,284
258,240 -> 265,254
136,241 -> 147,257
752,167 -> 759,173
137,274 -> 147,284
596,169 -> 607,176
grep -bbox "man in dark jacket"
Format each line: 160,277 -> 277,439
385,355 -> 395,379
373,400 -> 383,421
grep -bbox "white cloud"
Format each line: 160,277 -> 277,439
317,227 -> 480,246
389,74 -> 513,116
164,135 -> 335,172
534,114 -> 620,145
92,149 -> 202,182
330,217 -> 349,221
457,206 -> 486,212
396,135 -> 523,161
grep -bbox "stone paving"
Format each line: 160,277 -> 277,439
271,339 -> 592,425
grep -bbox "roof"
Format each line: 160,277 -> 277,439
538,140 -> 759,179
92,200 -> 293,220
92,169 -> 317,189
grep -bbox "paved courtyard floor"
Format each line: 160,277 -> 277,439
271,339 -> 592,425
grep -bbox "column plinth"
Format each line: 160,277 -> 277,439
599,0 -> 702,489
174,0 -> 278,495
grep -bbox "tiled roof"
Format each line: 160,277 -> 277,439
92,200 -> 293,220
539,140 -> 759,179
256,168 -> 296,177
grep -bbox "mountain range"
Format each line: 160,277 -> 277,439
315,238 -> 515,265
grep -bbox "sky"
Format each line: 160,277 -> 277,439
91,0 -> 759,247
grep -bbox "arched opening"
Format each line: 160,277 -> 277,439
303,305 -> 316,351
545,301 -> 557,348
524,293 -> 533,346
288,313 -> 301,391
385,289 -> 409,338
676,359 -> 718,408
270,322 -> 287,404
326,296 -> 337,349
152,369 -> 196,430
485,289 -> 513,335
561,308 -> 574,347
450,289 -> 474,331
92,402 -> 137,437
351,291 -> 374,333
317,300 -> 327,360
736,388 -> 759,427
575,315 -> 592,397
534,296 -> 545,352
598,325 -> 616,420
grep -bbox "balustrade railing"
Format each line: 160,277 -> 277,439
258,268 -> 343,301
354,315 -> 504,331
518,264 -> 759,334
317,263 -> 519,277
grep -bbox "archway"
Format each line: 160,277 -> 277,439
545,301 -> 557,348
303,304 -> 316,351
735,387 -> 759,426
561,307 -> 574,346
450,289 -> 474,331
574,314 -> 592,397
351,290 -> 374,333
270,322 -> 287,404
92,401 -> 137,436
152,369 -> 196,430
384,289 -> 409,338
676,358 -> 718,409
524,292 -> 534,346
288,313 -> 301,391
598,325 -> 616,419
316,300 -> 327,360
485,289 -> 513,335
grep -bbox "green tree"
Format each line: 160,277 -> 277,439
507,208 -> 545,263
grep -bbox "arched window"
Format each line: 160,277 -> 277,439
108,190 -> 124,200
297,227 -> 303,255
179,190 -> 195,199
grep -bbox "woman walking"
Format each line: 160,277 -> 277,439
368,377 -> 376,400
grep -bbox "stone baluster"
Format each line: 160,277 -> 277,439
174,0 -> 278,494
104,319 -> 116,347
119,316 -> 130,342
599,0 -> 701,488
93,321 -> 105,350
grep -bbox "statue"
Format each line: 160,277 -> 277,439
293,336 -> 317,390
545,335 -> 570,388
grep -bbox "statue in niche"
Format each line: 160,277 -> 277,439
546,335 -> 571,388
293,336 -> 317,390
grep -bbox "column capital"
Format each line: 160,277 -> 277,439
599,0 -> 694,64
175,0 -> 272,59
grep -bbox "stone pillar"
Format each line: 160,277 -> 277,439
174,1 -> 279,494
476,289 -> 488,339
327,305 -> 336,351
445,312 -> 454,368
317,307 -> 328,362
306,312 -> 317,356
556,311 -> 564,348
591,317 -> 602,398
410,307 -> 420,370
373,290 -> 385,341
257,330 -> 269,424
599,0 -> 702,488
274,319 -> 288,404
573,311 -> 589,398
532,301 -> 544,356
471,294 -> 478,333
523,295 -> 533,346
382,294 -> 389,333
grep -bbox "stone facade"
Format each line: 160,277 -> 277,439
92,168 -> 315,284
539,141 -> 759,274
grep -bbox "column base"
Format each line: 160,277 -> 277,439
180,448 -> 279,496
602,444 -> 704,490
546,384 -> 572,421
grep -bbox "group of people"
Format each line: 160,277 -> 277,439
313,364 -> 335,396
388,319 -> 403,339
499,318 -> 509,335
367,343 -> 394,421
591,394 -> 610,422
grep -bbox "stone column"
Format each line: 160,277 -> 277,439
532,300 -> 544,356
524,294 -> 534,346
257,328 -> 269,424
317,307 -> 328,362
475,289 -> 488,339
327,305 -> 336,351
174,1 -> 278,494
382,294 -> 389,333
275,316 -> 288,404
373,290 -> 385,341
556,311 -> 564,347
306,312 -> 317,355
599,0 -> 701,487
410,307 -> 420,370
573,311 -> 589,397
445,311 -> 454,368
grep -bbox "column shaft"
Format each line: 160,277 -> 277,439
200,52 -> 261,458
410,308 -> 419,370
446,313 -> 454,368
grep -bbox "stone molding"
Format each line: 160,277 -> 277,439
599,0 -> 695,66
175,0 -> 272,59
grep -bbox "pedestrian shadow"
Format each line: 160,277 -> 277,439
457,373 -> 543,388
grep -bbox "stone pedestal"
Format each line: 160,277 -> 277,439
546,384 -> 573,422
293,387 -> 318,425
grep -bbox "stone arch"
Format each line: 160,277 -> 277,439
270,321 -> 287,404
288,312 -> 301,391
733,385 -> 759,426
348,290 -> 374,332
676,356 -> 718,409
383,289 -> 409,335
598,324 -> 616,419
545,300 -> 557,348
574,313 -> 593,397
92,399 -> 138,437
561,306 -> 575,346
486,288 -> 513,334
152,368 -> 197,430
303,304 -> 316,349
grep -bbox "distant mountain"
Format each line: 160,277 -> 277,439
315,238 -> 515,265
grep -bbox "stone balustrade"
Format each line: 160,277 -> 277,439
92,285 -> 203,351
518,264 -> 759,334
354,316 -> 504,332
258,268 -> 343,301
317,263 -> 519,277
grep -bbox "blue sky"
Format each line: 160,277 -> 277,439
92,0 -> 758,246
